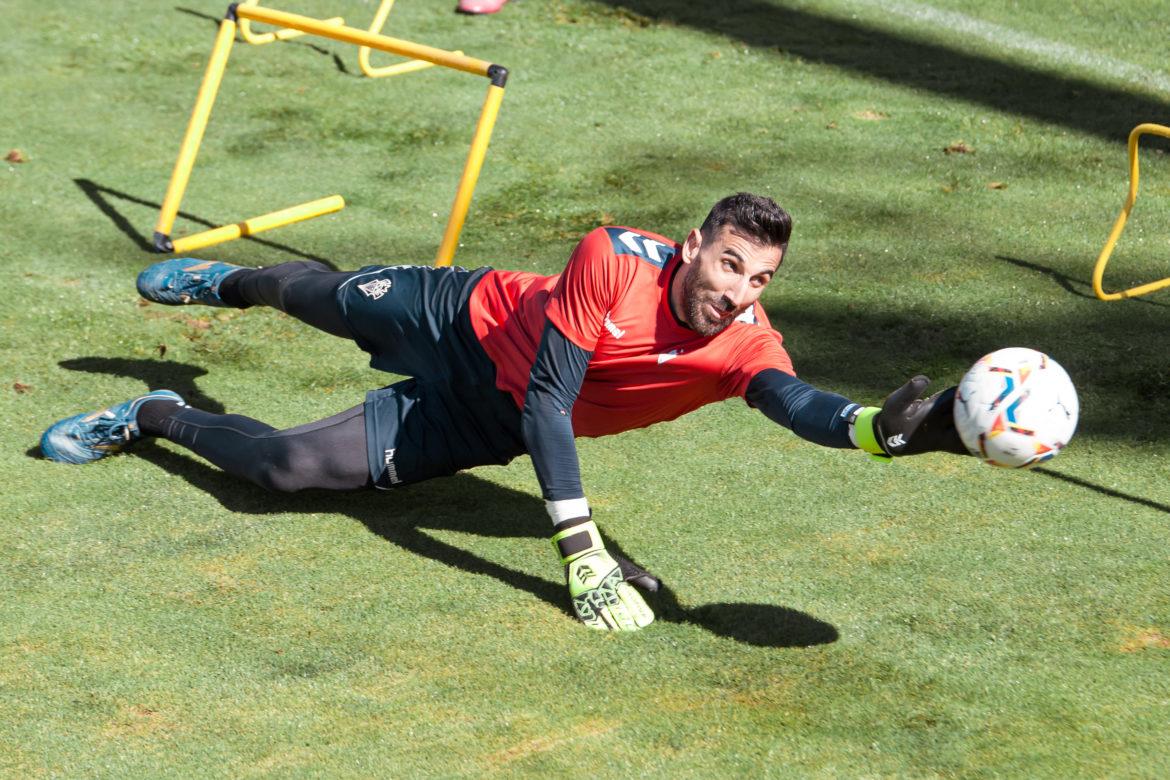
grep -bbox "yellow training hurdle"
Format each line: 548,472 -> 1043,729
1093,122 -> 1170,301
152,2 -> 508,266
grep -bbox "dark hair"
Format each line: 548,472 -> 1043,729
700,192 -> 792,252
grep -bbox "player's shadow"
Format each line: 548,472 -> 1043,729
57,357 -> 226,415
50,355 -> 834,646
73,178 -> 341,268
174,6 -> 352,75
596,0 -> 1170,144
132,442 -> 836,648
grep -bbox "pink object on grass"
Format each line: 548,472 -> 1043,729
457,0 -> 508,13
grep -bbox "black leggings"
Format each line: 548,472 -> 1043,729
146,261 -> 373,491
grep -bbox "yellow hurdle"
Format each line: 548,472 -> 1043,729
1093,123 -> 1170,301
151,3 -> 508,265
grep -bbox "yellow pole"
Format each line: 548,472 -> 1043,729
435,83 -> 505,266
170,195 -> 345,254
235,3 -> 492,77
1092,123 -> 1170,301
153,17 -> 238,251
241,14 -> 345,45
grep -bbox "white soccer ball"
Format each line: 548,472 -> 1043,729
954,347 -> 1079,468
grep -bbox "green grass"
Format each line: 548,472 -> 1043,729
4,0 -> 1170,776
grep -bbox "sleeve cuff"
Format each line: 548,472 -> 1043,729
546,497 -> 590,525
851,406 -> 893,463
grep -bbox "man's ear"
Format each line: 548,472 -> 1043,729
682,228 -> 703,263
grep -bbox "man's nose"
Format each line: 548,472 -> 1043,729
724,279 -> 752,309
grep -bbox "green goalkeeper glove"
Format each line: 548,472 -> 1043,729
550,519 -> 655,631
853,376 -> 970,460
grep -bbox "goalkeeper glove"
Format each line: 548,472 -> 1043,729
852,375 -> 970,459
550,518 -> 655,631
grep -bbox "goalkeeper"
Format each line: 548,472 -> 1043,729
41,192 -> 966,632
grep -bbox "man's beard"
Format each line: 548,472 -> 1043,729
682,265 -> 736,337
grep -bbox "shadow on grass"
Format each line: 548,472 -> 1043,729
58,357 -> 227,415
73,178 -> 341,268
174,6 -> 352,75
135,442 -> 837,648
1034,468 -> 1170,514
595,0 -> 1170,144
996,255 -> 1170,309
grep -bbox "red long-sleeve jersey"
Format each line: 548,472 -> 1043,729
467,226 -> 795,438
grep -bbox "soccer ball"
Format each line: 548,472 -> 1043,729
954,347 -> 1079,468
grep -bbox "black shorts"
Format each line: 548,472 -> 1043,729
335,265 -> 525,489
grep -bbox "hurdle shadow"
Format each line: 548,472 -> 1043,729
73,178 -> 341,268
996,255 -> 1170,309
174,6 -> 352,75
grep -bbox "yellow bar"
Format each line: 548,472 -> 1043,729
241,13 -> 344,45
1092,123 -> 1170,301
169,195 -> 344,254
435,84 -> 505,266
154,18 -> 237,242
235,3 -> 492,77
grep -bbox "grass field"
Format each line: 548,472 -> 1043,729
4,0 -> 1170,776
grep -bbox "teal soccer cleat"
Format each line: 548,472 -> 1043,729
136,258 -> 244,306
40,390 -> 185,464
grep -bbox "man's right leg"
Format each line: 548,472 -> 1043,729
42,389 -> 372,491
138,258 -> 354,339
137,397 -> 373,491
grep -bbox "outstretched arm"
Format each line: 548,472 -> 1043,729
746,368 -> 968,457
522,321 -> 656,631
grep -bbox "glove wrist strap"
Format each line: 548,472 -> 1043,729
551,519 -> 604,566
852,406 -> 893,463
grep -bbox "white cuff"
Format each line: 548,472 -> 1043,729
546,497 -> 590,525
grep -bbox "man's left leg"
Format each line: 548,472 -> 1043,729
137,258 -> 354,339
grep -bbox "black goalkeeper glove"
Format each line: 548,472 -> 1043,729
853,375 -> 970,459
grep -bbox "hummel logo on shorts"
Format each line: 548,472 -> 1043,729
359,279 -> 392,300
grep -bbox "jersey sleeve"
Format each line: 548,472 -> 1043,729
719,321 -> 796,398
543,228 -> 635,352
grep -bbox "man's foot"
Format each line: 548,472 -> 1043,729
136,258 -> 244,306
40,390 -> 185,464
457,0 -> 508,13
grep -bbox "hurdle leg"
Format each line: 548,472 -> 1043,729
153,16 -> 237,252
435,75 -> 507,266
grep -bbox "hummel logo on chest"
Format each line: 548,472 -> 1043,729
657,349 -> 682,364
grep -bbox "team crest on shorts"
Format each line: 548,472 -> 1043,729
358,278 -> 392,300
